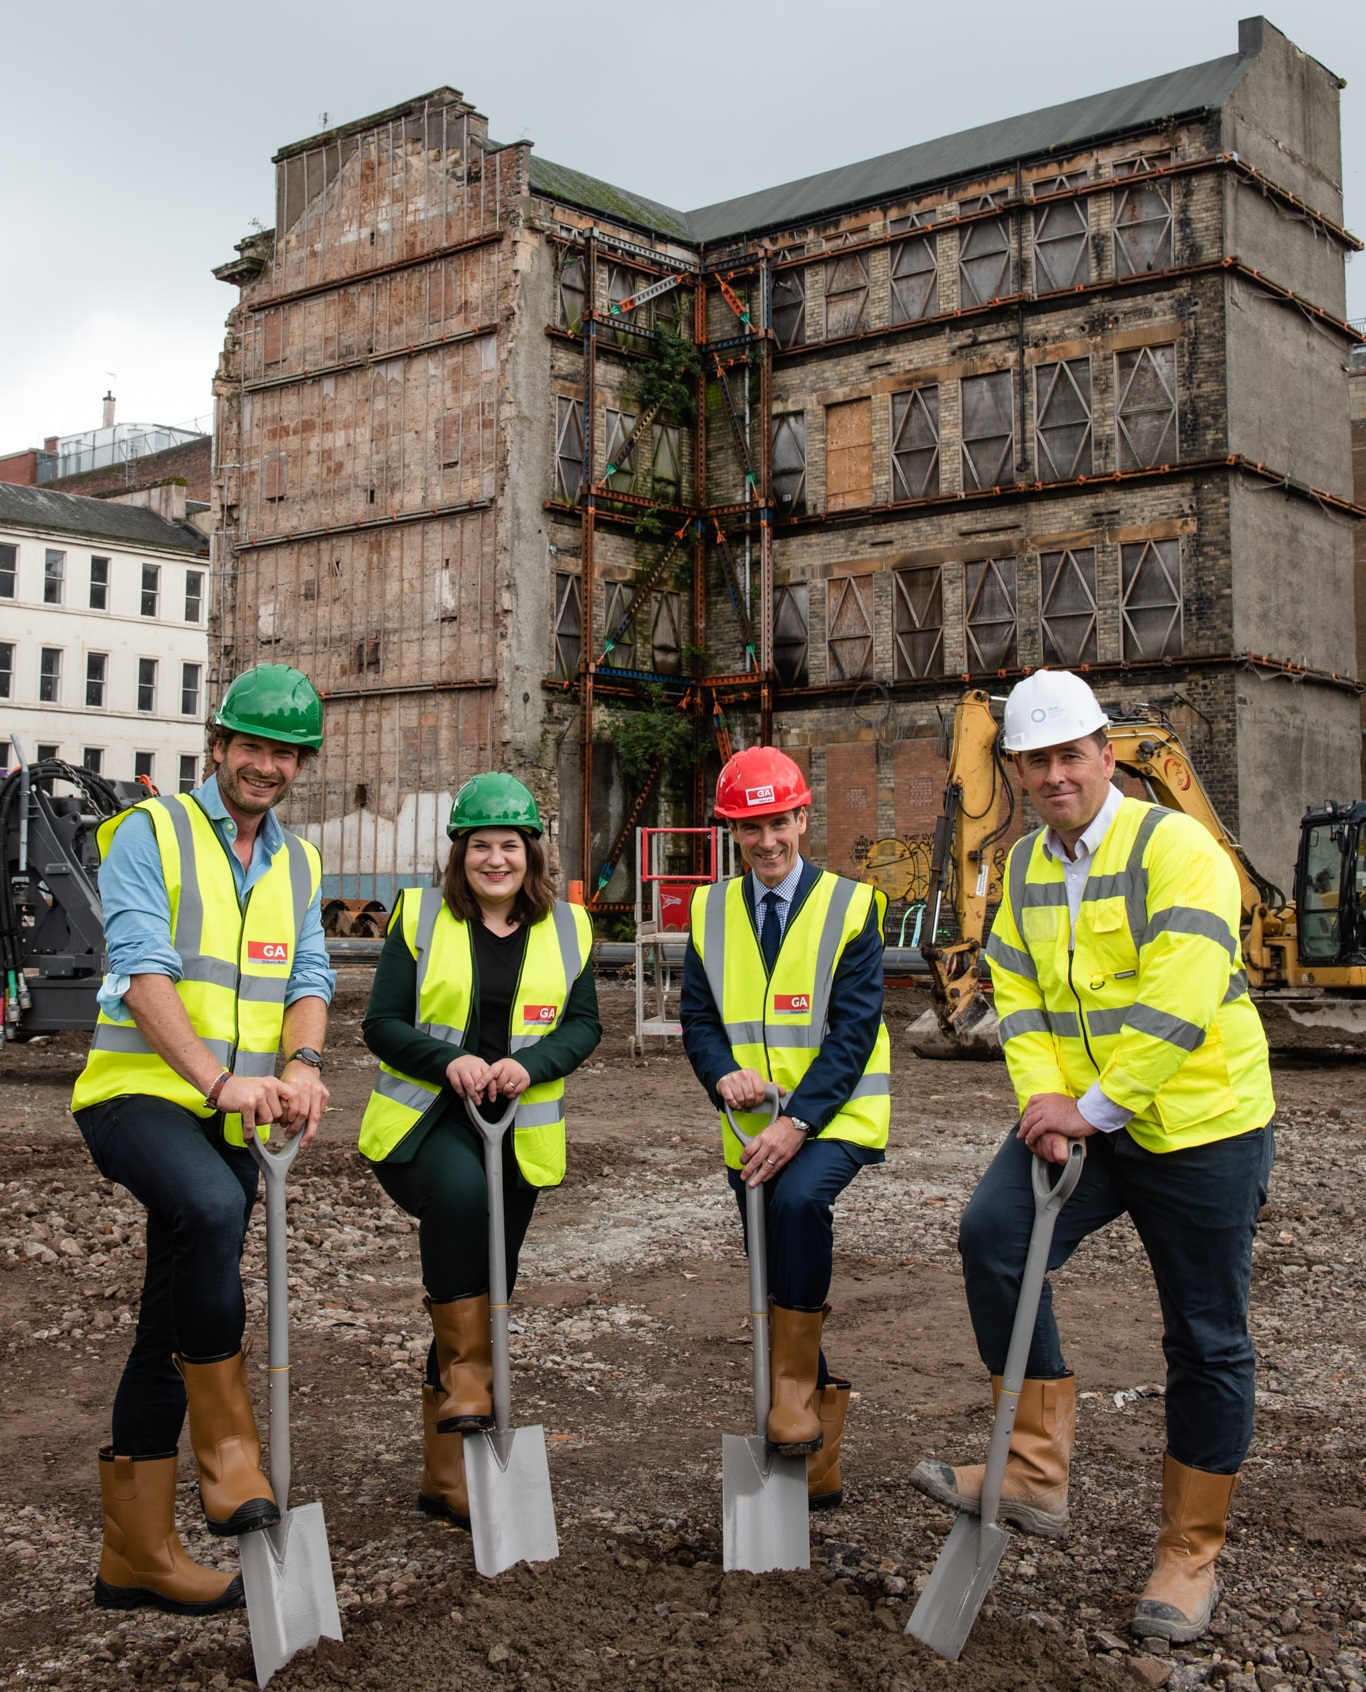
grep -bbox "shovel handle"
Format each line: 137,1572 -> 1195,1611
463,1095 -> 520,1440
246,1129 -> 303,1513
722,1089 -> 785,1440
721,1084 -> 785,1150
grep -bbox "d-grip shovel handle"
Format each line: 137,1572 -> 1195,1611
722,1087 -> 785,1440
462,1095 -> 520,1440
246,1127 -> 305,1513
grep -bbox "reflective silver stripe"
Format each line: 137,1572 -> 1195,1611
764,1026 -> 823,1050
724,1020 -> 766,1045
1139,906 -> 1238,959
1021,880 -> 1067,909
374,1068 -> 439,1113
417,1020 -> 466,1045
509,1032 -> 541,1053
159,798 -> 206,968
983,935 -> 1037,981
238,973 -> 289,1005
1047,1009 -> 1081,1039
1122,807 -> 1170,944
999,1009 -> 1051,1040
1007,829 -> 1044,930
514,1098 -> 564,1129
1082,871 -> 1134,902
1126,1001 -> 1206,1052
809,876 -> 857,1037
413,889 -> 445,1019
283,833 -> 312,940
1222,969 -> 1249,1004
552,899 -> 583,979
180,956 -> 238,990
89,1026 -> 234,1067
233,1050 -> 279,1079
701,883 -> 729,1017
847,1072 -> 890,1100
1086,1006 -> 1129,1037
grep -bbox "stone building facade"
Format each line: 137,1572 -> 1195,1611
212,16 -> 1361,907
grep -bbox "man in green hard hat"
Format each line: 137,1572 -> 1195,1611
71,663 -> 336,1616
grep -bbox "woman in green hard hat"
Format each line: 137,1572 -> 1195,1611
358,773 -> 600,1531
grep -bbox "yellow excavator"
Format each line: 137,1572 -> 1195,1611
869,690 -> 1366,1058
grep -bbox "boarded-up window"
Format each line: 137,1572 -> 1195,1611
557,253 -> 586,333
1116,345 -> 1178,469
1040,548 -> 1098,664
604,408 -> 638,494
1121,539 -> 1183,659
825,399 -> 872,512
1033,196 -> 1090,291
554,397 -> 584,502
889,234 -> 937,323
651,590 -> 681,674
602,580 -> 635,669
825,252 -> 870,337
1035,358 -> 1093,480
772,413 -> 806,514
893,566 -> 945,679
772,269 -> 806,349
827,575 -> 874,681
961,372 -> 1014,490
263,452 -> 287,501
1114,179 -> 1173,275
774,583 -> 809,686
553,572 -> 581,679
891,386 -> 940,499
651,424 -> 682,503
429,261 -> 458,324
439,415 -> 462,467
263,310 -> 285,365
606,263 -> 645,348
964,558 -> 1018,670
959,215 -> 1014,307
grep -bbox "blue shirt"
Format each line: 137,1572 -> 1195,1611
96,773 -> 336,1020
752,859 -> 804,946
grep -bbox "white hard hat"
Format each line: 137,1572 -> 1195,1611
1001,669 -> 1109,753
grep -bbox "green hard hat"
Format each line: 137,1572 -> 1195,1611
448,773 -> 542,839
212,664 -> 324,750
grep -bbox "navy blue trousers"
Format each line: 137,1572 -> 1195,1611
958,1122 -> 1274,1473
75,1096 -> 258,1456
727,1137 -> 882,1386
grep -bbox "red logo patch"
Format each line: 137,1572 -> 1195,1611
772,993 -> 811,1014
523,1004 -> 559,1023
248,941 -> 290,963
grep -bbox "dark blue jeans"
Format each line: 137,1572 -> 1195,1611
958,1122 -> 1274,1473
727,1138 -> 883,1386
74,1095 -> 259,1456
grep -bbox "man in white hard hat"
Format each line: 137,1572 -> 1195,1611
910,669 -> 1274,1645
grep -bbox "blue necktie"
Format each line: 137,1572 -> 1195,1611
760,889 -> 783,972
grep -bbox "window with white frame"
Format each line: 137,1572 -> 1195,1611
0,642 -> 12,698
0,543 -> 15,598
90,556 -> 110,610
83,748 -> 103,775
44,549 -> 65,605
39,647 -> 62,704
141,564 -> 160,617
185,570 -> 204,622
181,663 -> 202,717
179,754 -> 198,793
137,658 -> 157,713
86,652 -> 108,709
135,751 -> 155,782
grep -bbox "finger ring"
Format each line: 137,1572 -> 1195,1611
764,1155 -> 776,1165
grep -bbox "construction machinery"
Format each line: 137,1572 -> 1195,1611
1,746 -> 141,1041
899,690 -> 1366,1058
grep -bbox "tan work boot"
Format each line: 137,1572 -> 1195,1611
1131,1454 -> 1239,1643
767,1303 -> 825,1454
425,1294 -> 494,1433
909,1374 -> 1074,1540
175,1351 -> 279,1536
807,1380 -> 851,1509
94,1448 -> 244,1614
418,1385 -> 471,1530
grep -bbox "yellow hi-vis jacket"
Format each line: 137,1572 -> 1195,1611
984,797 -> 1273,1152
71,795 -> 321,1148
689,871 -> 891,1170
357,890 -> 594,1185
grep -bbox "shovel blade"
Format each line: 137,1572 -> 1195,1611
905,1511 -> 1011,1661
465,1425 -> 559,1577
239,1503 -> 343,1689
722,1434 -> 810,1573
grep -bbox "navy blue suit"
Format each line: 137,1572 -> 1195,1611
681,858 -> 886,1354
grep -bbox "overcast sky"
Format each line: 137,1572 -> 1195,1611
2,0 -> 1362,450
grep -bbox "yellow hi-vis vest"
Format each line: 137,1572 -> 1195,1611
985,797 -> 1274,1153
357,890 -> 594,1185
690,870 -> 891,1170
71,795 -> 321,1148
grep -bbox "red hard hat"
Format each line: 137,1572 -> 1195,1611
714,746 -> 812,819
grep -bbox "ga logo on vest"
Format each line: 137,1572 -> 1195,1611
773,993 -> 810,1014
523,1003 -> 559,1023
248,941 -> 290,963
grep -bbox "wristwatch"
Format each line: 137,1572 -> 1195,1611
786,1115 -> 815,1138
286,1047 -> 325,1071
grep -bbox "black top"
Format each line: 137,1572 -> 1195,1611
467,921 -> 528,1065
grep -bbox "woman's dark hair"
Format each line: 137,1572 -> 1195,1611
443,829 -> 555,928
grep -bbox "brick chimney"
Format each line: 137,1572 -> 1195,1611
102,391 -> 116,429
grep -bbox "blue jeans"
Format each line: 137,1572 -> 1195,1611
958,1121 -> 1274,1473
727,1138 -> 882,1386
74,1095 -> 259,1456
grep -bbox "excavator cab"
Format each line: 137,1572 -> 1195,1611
1294,801 -> 1366,969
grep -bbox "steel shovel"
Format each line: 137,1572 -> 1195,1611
906,1139 -> 1084,1660
241,1127 -> 342,1688
722,1086 -> 810,1574
461,1094 -> 559,1577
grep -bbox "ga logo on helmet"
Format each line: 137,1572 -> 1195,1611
773,993 -> 811,1014
523,1003 -> 559,1023
247,941 -> 290,963
745,784 -> 775,807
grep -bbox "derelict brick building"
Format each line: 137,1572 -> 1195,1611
211,14 -> 1362,908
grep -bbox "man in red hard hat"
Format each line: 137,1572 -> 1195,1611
681,745 -> 890,1509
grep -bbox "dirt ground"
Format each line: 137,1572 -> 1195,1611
2,973 -> 1365,1692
